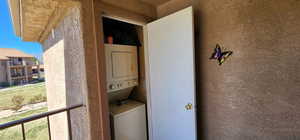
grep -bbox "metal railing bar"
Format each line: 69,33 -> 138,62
0,104 -> 84,130
47,116 -> 51,140
21,123 -> 26,140
67,110 -> 72,140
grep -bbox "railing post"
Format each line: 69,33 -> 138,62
67,110 -> 72,140
21,123 -> 26,140
47,116 -> 52,140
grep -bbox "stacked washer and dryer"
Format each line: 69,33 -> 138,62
105,44 -> 147,140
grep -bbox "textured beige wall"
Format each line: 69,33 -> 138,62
195,0 -> 300,139
63,7 -> 89,140
0,61 -> 8,83
42,6 -> 89,140
159,0 -> 300,139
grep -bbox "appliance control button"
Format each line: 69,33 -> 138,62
109,84 -> 115,89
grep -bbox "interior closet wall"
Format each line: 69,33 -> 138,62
132,26 -> 147,103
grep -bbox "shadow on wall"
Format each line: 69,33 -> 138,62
193,3 -> 206,140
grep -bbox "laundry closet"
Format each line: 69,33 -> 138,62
101,7 -> 197,140
103,17 -> 148,140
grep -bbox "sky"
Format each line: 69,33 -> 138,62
0,0 -> 43,59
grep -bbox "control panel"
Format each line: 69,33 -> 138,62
107,79 -> 138,93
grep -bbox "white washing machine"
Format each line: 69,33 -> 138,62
110,100 -> 147,140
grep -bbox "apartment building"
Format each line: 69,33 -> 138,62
0,48 -> 39,86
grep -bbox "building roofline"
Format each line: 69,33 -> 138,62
0,48 -> 35,59
8,0 -> 22,37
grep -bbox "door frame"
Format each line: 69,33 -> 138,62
94,5 -> 195,140
98,10 -> 156,140
99,14 -> 156,139
143,25 -> 155,140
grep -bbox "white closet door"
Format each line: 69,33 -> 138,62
146,6 -> 197,140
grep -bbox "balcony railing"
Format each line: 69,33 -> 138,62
0,104 -> 84,140
9,61 -> 24,66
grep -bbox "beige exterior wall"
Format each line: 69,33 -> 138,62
42,6 -> 89,140
158,0 -> 300,139
0,61 -> 8,84
63,6 -> 89,140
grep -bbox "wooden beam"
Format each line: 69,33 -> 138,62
157,0 -> 192,18
100,0 -> 157,18
39,1 -> 79,42
95,1 -> 154,25
20,0 -> 58,42
80,0 -> 111,140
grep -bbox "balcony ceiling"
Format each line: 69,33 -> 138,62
8,0 -> 169,43
19,0 -> 58,42
8,0 -> 79,42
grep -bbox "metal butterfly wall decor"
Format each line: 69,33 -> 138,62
210,44 -> 233,65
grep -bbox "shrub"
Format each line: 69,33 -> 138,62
29,95 -> 47,104
29,98 -> 36,104
38,78 -> 45,82
0,82 -> 10,87
42,96 -> 47,101
11,95 -> 25,111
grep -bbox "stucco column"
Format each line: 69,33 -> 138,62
37,64 -> 41,79
6,61 -> 12,86
23,60 -> 29,83
42,5 -> 91,140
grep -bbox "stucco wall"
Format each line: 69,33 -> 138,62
43,39 -> 69,140
62,6 -> 89,139
42,6 -> 89,140
158,0 -> 300,139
